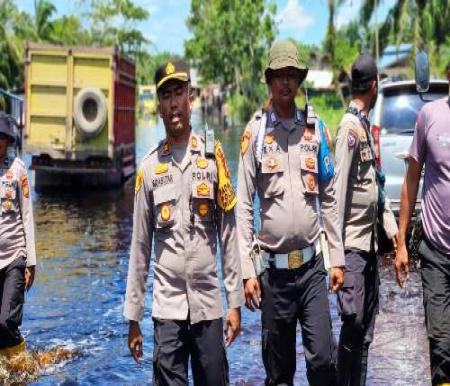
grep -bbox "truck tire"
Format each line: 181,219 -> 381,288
74,87 -> 107,138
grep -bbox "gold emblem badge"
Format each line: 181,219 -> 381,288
265,135 -> 274,145
306,157 -> 315,170
198,202 -> 209,217
165,62 -> 175,75
267,157 -> 278,170
191,136 -> 198,149
135,169 -> 144,193
240,130 -> 251,155
196,157 -> 208,169
197,182 -> 210,197
160,203 -> 171,221
162,142 -> 170,155
155,163 -> 169,174
20,175 -> 29,198
307,174 -> 316,191
2,199 -> 13,211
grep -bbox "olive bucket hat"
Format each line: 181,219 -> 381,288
264,40 -> 309,84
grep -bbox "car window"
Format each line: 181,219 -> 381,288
380,85 -> 448,134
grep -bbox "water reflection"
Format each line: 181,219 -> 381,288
1,109 -> 431,385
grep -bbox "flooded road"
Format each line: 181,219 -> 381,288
9,108 -> 430,385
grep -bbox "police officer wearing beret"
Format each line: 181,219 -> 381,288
237,40 -> 345,386
123,60 -> 244,385
334,53 -> 398,386
0,112 -> 36,357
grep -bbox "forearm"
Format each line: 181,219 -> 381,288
398,162 -> 421,246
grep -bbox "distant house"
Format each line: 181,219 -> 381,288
379,43 -> 413,79
305,70 -> 334,91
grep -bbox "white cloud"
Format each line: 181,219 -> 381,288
335,0 -> 362,29
277,0 -> 314,31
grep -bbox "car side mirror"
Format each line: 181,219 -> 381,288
415,51 -> 430,93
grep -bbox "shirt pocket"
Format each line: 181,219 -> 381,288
0,180 -> 18,214
260,153 -> 284,198
153,185 -> 177,230
300,154 -> 319,196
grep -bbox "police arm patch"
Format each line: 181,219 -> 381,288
240,130 -> 251,155
135,169 -> 144,193
347,129 -> 358,149
21,175 -> 30,198
215,141 -> 237,212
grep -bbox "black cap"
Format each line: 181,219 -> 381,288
154,59 -> 190,91
351,53 -> 378,91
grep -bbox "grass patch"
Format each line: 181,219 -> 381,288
295,93 -> 346,137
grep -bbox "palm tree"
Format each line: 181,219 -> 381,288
34,0 -> 56,42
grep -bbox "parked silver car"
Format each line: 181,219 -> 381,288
369,79 -> 449,217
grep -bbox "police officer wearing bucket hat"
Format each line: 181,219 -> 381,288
0,112 -> 36,358
333,53 -> 398,386
123,59 -> 243,386
237,39 -> 345,386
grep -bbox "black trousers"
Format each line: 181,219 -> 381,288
419,236 -> 450,385
337,250 -> 379,386
260,253 -> 337,386
152,318 -> 229,386
0,256 -> 26,349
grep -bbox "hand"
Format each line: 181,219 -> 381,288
128,320 -> 143,363
329,266 -> 344,293
224,307 -> 241,347
395,242 -> 409,288
243,277 -> 261,311
25,266 -> 35,291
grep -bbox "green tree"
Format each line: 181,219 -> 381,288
51,15 -> 92,46
360,0 -> 450,75
34,0 -> 56,41
83,0 -> 149,56
185,0 -> 277,119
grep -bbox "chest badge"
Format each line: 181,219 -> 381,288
306,174 -> 316,191
196,157 -> 209,169
267,157 -> 278,170
155,163 -> 169,174
306,157 -> 316,170
2,199 -> 13,211
197,182 -> 210,197
265,135 -> 274,145
160,203 -> 171,221
198,202 -> 209,217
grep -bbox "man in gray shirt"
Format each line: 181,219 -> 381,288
334,54 -> 397,386
0,112 -> 36,357
123,60 -> 243,386
395,63 -> 450,386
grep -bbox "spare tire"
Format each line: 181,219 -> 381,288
74,87 -> 107,138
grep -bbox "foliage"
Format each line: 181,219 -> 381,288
359,0 -> 450,76
82,0 -> 149,56
185,0 -> 277,121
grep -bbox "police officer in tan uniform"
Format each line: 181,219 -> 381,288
0,112 -> 36,357
334,54 -> 398,386
237,40 -> 345,386
123,60 -> 243,386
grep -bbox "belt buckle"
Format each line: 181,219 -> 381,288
288,250 -> 304,269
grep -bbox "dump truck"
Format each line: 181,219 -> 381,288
24,42 -> 136,188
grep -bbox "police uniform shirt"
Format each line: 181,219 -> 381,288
334,102 -> 397,252
0,157 -> 36,269
123,133 -> 244,324
237,108 -> 345,279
